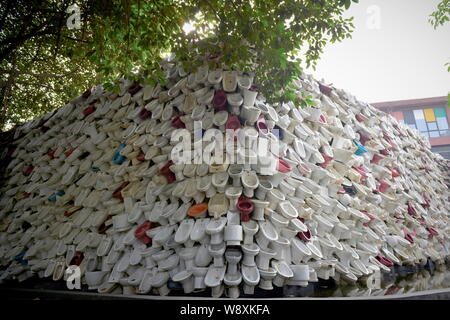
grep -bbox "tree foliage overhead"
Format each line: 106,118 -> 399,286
0,0 -> 359,131
429,0 -> 450,29
429,0 -> 450,72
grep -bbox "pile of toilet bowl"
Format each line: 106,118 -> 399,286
0,60 -> 449,298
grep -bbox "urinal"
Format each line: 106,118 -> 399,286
170,203 -> 190,225
136,269 -> 154,294
190,218 -> 210,243
256,246 -> 277,270
213,110 -> 229,129
205,264 -> 226,289
158,253 -> 180,272
174,219 -> 195,245
356,241 -> 378,255
242,265 -> 260,295
222,70 -> 237,92
255,180 -> 273,201
205,217 -> 227,245
84,271 -> 108,290
208,242 -> 226,267
52,256 -> 66,281
279,180 -> 296,197
196,175 -> 215,199
212,90 -> 227,111
152,225 -> 176,247
212,171 -> 229,193
127,267 -> 146,287
97,280 -> 119,294
179,246 -> 198,270
225,187 -> 243,212
187,202 -> 208,219
258,267 -> 277,290
192,267 -> 208,290
84,251 -> 98,272
65,245 -> 76,266
208,194 -> 229,219
350,258 -> 371,276
150,271 -> 170,296
237,148 -> 257,171
316,236 -> 338,259
140,247 -> 159,269
306,240 -> 323,260
331,222 -> 350,240
242,171 -> 259,198
286,264 -> 309,287
278,201 -> 299,220
269,211 -> 289,231
291,238 -> 312,263
242,220 -> 259,245
252,200 -> 269,221
289,218 -> 308,233
293,139 -> 306,159
192,65 -> 208,85
112,214 -> 131,232
266,189 -> 285,210
172,270 -> 195,294
295,184 -> 313,201
195,242 -> 213,267
394,246 -> 413,263
325,233 -> 343,253
44,259 -> 57,278
183,164 -> 197,178
239,243 -> 259,267
128,246 -> 144,266
381,247 -> 400,264
256,220 -> 279,249
117,251 -> 131,273
56,240 -> 67,256
270,237 -> 291,262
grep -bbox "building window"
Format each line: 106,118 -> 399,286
396,108 -> 449,138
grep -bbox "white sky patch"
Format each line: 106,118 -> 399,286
183,22 -> 195,34
307,0 -> 450,103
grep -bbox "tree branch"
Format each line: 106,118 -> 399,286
65,36 -> 90,43
0,0 -> 12,31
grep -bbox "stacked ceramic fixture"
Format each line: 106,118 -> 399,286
0,60 -> 449,298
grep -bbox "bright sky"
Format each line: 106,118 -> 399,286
307,0 -> 450,103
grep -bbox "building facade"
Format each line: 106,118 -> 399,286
372,96 -> 450,159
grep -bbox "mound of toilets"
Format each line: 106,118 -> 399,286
0,59 -> 449,298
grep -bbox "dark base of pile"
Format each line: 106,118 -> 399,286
1,258 -> 449,299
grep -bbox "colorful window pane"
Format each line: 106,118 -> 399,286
416,119 -> 427,132
424,108 -> 436,122
434,108 -> 447,118
401,108 -> 449,138
437,117 -> 449,130
413,109 -> 424,120
428,122 -> 438,131
391,111 -> 404,121
429,131 -> 439,138
404,111 -> 415,124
